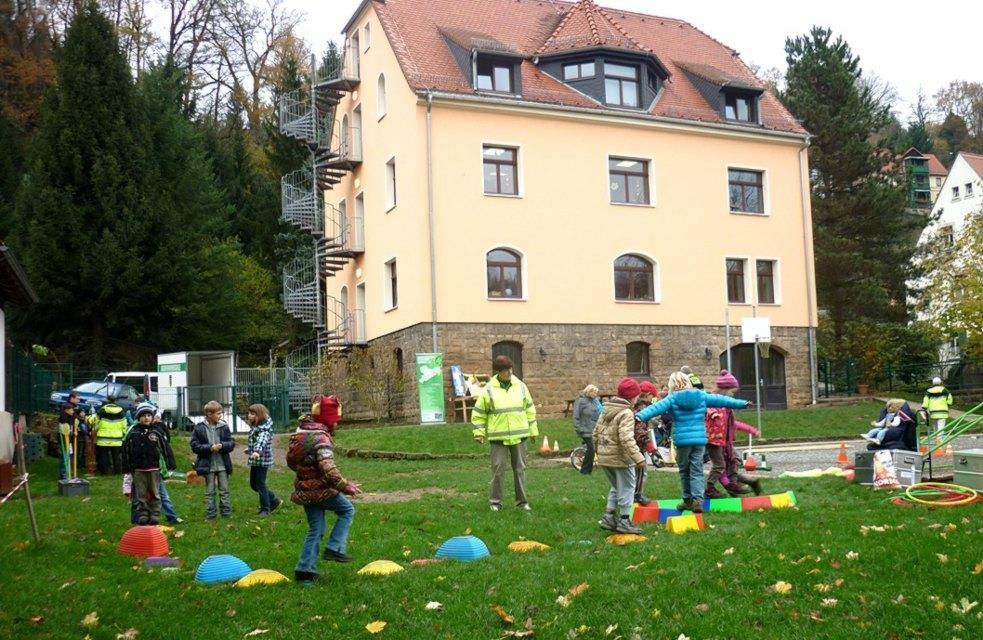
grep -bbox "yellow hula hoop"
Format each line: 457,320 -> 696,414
904,482 -> 978,507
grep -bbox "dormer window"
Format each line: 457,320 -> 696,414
604,63 -> 640,107
476,58 -> 514,93
563,62 -> 595,80
724,92 -> 757,122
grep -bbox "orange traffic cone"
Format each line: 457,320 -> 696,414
744,453 -> 758,472
539,436 -> 551,455
837,443 -> 849,467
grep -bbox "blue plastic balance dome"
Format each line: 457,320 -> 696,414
195,554 -> 252,585
435,535 -> 490,562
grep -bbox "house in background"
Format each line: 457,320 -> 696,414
917,151 -> 983,361
898,147 -> 949,210
277,0 -> 819,416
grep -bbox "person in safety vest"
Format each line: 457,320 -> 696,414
87,396 -> 128,475
680,365 -> 704,390
922,377 -> 953,441
472,355 -> 538,512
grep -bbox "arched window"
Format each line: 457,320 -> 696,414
492,341 -> 524,379
626,341 -> 650,377
376,73 -> 387,119
614,253 -> 655,301
486,248 -> 523,299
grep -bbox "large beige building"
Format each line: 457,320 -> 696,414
279,0 -> 818,417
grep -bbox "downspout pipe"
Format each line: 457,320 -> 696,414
798,140 -> 818,404
426,90 -> 439,352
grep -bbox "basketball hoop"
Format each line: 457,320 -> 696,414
757,341 -> 771,359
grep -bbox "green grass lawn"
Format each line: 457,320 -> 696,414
1,441 -> 980,640
336,402 -> 888,455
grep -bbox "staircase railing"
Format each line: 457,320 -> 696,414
281,168 -> 324,235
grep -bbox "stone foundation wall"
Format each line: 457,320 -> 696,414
364,322 -> 814,421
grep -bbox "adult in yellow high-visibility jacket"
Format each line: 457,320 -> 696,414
87,399 -> 128,475
472,355 -> 538,511
922,377 -> 953,439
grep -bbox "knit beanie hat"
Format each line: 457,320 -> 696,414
617,377 -> 641,400
638,381 -> 659,397
932,376 -> 942,385
715,369 -> 739,389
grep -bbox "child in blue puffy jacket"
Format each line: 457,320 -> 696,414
635,371 -> 749,513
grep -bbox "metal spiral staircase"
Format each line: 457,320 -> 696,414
279,44 -> 365,408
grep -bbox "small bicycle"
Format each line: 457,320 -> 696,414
569,424 -> 673,471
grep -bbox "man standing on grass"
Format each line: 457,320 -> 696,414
472,355 -> 538,512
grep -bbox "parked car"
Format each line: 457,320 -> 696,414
104,371 -> 160,405
48,381 -> 144,413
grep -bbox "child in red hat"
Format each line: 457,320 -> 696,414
593,378 -> 646,534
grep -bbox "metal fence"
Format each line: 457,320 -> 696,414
819,358 -> 983,398
172,384 -> 291,433
234,367 -> 288,387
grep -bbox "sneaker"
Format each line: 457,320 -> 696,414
615,518 -> 644,535
705,486 -> 727,499
137,517 -> 149,526
675,500 -> 691,511
166,517 -> 184,524
725,483 -> 752,497
519,503 -> 532,511
270,498 -> 283,513
323,548 -> 353,563
599,513 -> 618,531
205,514 -> 217,520
689,501 -> 704,514
634,494 -> 652,506
294,570 -> 320,584
748,479 -> 763,496
861,434 -> 877,444
257,511 -> 271,517
490,504 -> 501,512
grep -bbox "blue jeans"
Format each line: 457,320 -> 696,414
676,445 -> 706,501
249,466 -> 278,512
296,494 -> 355,574
131,477 -> 179,523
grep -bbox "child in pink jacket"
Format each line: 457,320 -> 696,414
705,370 -> 762,497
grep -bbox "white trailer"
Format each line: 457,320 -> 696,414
157,351 -> 249,433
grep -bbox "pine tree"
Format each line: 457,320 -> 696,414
781,27 -> 917,344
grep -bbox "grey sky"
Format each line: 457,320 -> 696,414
284,0 -> 982,121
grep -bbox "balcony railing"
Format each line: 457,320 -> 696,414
281,168 -> 324,235
317,41 -> 360,90
325,205 -> 364,254
325,121 -> 361,165
282,252 -> 322,328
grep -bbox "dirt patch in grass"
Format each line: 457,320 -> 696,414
358,486 -> 469,503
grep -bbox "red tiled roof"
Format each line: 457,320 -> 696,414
923,153 -> 947,176
370,0 -> 806,135
963,152 -> 983,179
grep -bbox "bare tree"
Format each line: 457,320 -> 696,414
117,0 -> 156,76
209,0 -> 299,131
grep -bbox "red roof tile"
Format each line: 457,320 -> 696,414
371,0 -> 806,135
923,153 -> 948,176
963,152 -> 983,179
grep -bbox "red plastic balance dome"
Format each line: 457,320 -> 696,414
117,525 -> 170,558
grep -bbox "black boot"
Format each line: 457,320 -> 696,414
323,548 -> 353,563
294,570 -> 320,584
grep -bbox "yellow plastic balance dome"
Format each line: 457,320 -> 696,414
235,569 -> 290,588
357,560 -> 405,576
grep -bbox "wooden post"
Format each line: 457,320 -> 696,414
14,417 -> 40,542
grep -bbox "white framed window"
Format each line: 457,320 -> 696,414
385,156 -> 396,211
608,155 -> 654,206
363,23 -> 370,51
384,258 -> 397,310
727,166 -> 767,215
755,258 -> 781,305
482,144 -> 521,196
966,183 -> 974,197
376,73 -> 387,120
612,252 -> 660,303
936,177 -> 943,187
725,257 -> 750,304
939,225 -> 954,248
952,185 -> 961,200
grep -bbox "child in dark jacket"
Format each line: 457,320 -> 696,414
635,372 -> 749,513
287,395 -> 360,584
705,370 -> 761,498
190,401 -> 235,519
123,403 -> 176,525
632,381 -> 660,505
244,403 -> 281,516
